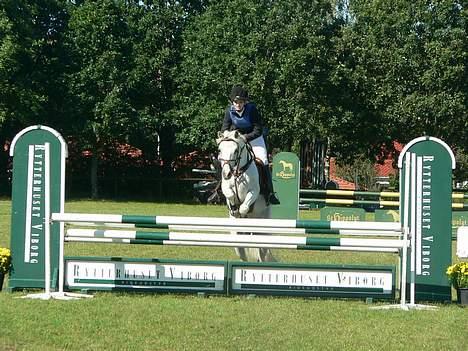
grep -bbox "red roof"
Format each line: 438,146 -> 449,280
329,176 -> 356,190
374,159 -> 397,177
328,141 -> 404,189
374,141 -> 403,177
328,158 -> 356,189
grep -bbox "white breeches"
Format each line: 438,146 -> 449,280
250,136 -> 268,165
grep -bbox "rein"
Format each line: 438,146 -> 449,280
217,137 -> 255,179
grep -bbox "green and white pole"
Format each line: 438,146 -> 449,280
65,229 -> 406,248
62,222 -> 402,237
300,197 -> 467,209
301,198 -> 400,208
52,212 -> 401,231
167,225 -> 402,237
300,188 -> 468,200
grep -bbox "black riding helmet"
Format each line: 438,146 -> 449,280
229,85 -> 249,101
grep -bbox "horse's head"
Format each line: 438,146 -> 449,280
217,130 -> 248,179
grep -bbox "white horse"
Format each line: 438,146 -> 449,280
216,130 -> 276,262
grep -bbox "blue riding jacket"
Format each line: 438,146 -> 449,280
221,102 -> 263,142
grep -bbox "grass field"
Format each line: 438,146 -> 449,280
0,199 -> 466,351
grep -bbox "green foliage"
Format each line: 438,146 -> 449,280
334,156 -> 379,190
0,0 -> 70,134
342,0 -> 467,156
66,1 -> 152,148
0,0 -> 467,195
64,0 -> 187,196
174,0 -> 342,152
453,147 -> 468,186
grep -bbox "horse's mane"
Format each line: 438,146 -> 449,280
216,130 -> 246,145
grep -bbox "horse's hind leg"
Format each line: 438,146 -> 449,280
232,229 -> 249,261
235,247 -> 249,261
237,248 -> 262,262
235,247 -> 276,262
259,248 -> 276,262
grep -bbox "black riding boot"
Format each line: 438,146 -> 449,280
263,165 -> 280,205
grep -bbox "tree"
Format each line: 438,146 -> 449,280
0,0 -> 70,135
0,0 -> 70,190
173,0 -> 341,153
340,0 -> 467,160
65,0 -> 184,198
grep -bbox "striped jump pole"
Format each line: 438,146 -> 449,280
63,222 -> 402,237
167,225 -> 402,237
301,198 -> 399,207
301,189 -> 400,198
51,213 -> 401,231
65,237 -> 400,253
65,229 -> 403,253
66,229 -> 406,247
300,188 -> 468,199
300,197 -> 468,209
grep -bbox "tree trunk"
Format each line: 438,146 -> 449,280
90,152 -> 99,199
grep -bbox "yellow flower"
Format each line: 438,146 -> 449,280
0,247 -> 12,274
447,262 -> 468,289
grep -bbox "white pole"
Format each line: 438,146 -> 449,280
57,220 -> 65,294
410,153 -> 417,305
416,156 -> 423,276
400,227 -> 408,307
58,138 -> 66,294
401,152 -> 411,306
44,143 -> 51,296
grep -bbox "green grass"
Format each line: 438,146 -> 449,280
0,200 -> 466,351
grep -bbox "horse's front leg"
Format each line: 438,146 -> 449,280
221,164 -> 237,203
239,188 -> 259,216
221,180 -> 236,204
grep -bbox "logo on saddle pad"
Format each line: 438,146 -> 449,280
276,160 -> 296,179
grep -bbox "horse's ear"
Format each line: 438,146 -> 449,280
234,130 -> 239,139
217,131 -> 223,139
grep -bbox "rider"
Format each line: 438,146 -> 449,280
220,85 -> 280,205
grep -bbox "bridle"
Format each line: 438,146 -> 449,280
217,135 -> 256,215
217,137 -> 255,180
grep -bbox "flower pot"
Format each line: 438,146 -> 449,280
457,288 -> 468,305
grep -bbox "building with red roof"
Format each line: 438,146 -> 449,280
328,142 -> 404,190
